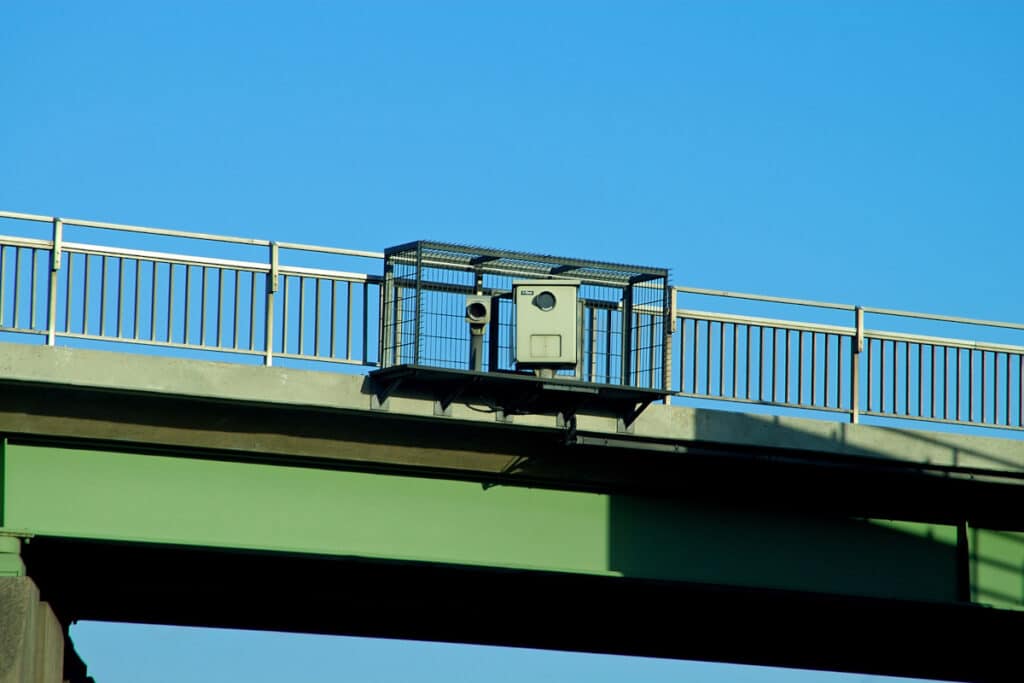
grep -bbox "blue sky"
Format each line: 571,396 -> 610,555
3,2 -> 1021,681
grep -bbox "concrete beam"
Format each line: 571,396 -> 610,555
1,342 -> 1021,477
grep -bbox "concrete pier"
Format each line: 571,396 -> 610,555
0,540 -> 66,683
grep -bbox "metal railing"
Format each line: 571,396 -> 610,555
0,210 -> 382,367
3,209 -> 1023,434
674,287 -> 1024,431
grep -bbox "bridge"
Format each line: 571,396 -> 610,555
1,209 -> 1023,683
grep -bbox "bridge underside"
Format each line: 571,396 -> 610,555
19,535 -> 1022,683
3,344 -> 1024,682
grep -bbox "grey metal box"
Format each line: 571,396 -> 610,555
514,280 -> 580,367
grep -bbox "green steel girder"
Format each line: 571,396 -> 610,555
0,441 -> 978,603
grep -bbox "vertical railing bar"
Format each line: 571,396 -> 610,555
364,282 -> 372,362
347,282 -> 354,360
330,280 -> 338,358
731,323 -> 738,398
589,307 -> 598,383
99,255 -> 109,336
200,267 -> 208,346
184,265 -> 191,345
298,277 -> 306,356
64,252 -> 74,334
921,344 -> 929,419
630,313 -> 638,385
878,338 -> 885,413
724,323 -> 733,397
981,350 -> 987,423
362,283 -> 369,363
716,321 -> 724,395
704,320 -> 712,395
943,347 -> 950,420
760,325 -> 767,401
905,341 -> 911,416
166,263 -> 175,343
969,350 -> 975,422
797,331 -> 804,405
956,348 -> 962,422
931,345 -> 937,420
116,257 -> 124,338
30,249 -> 38,330
1005,352 -> 1011,426
992,352 -> 999,425
605,309 -> 613,384
132,260 -> 141,340
692,318 -> 700,394
746,325 -> 752,400
771,328 -> 778,403
994,352 -> 1001,426
0,246 -> 6,326
891,339 -> 898,414
812,332 -> 819,407
925,344 -> 933,419
82,253 -> 89,335
281,276 -> 290,355
679,317 -> 688,393
249,270 -> 258,352
999,352 -> 1007,428
1015,356 -> 1024,430
650,315 -> 658,390
12,248 -> 22,329
217,268 -> 225,348
315,279 -> 322,357
837,334 -> 843,410
784,329 -> 791,404
824,333 -> 831,408
150,260 -> 158,342
864,335 -> 872,411
233,269 -> 241,350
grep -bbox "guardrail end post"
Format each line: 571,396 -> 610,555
45,217 -> 63,346
264,242 -> 279,366
850,306 -> 863,423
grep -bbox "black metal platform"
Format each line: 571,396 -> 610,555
368,365 -> 670,428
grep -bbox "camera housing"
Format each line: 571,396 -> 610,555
513,280 -> 579,370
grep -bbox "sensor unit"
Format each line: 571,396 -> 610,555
514,280 -> 579,370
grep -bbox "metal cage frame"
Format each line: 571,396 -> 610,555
380,240 -> 670,390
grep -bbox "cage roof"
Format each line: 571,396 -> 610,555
385,240 -> 668,287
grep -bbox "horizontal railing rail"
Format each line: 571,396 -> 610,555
3,209 -> 1023,434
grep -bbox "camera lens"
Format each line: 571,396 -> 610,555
533,291 -> 556,311
466,302 -> 488,321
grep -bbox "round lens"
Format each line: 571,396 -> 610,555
534,291 -> 557,311
466,302 -> 488,320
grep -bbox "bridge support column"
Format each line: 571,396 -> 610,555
0,539 -> 69,683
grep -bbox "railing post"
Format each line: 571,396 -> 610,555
264,242 -> 279,366
663,287 -> 677,404
381,259 -> 394,367
46,217 -> 63,346
851,306 -> 864,423
621,284 -> 634,385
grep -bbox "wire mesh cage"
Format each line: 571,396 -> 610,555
381,241 -> 669,390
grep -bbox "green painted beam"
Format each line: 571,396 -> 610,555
2,441 -> 985,604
